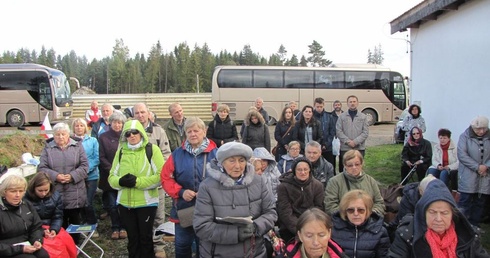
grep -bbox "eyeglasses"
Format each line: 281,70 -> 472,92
345,163 -> 362,168
124,129 -> 140,138
412,132 -> 420,135
346,208 -> 366,215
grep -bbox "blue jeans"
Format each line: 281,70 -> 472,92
427,168 -> 450,187
84,179 -> 98,224
458,192 -> 489,227
175,223 -> 199,258
103,190 -> 124,232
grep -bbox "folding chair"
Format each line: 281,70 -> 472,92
400,165 -> 417,185
66,224 -> 104,258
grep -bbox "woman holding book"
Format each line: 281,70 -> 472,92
194,142 -> 277,257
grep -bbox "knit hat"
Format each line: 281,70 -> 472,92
216,142 -> 253,164
290,157 -> 312,175
418,174 -> 436,195
471,116 -> 489,129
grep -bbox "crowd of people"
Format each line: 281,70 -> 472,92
0,96 -> 489,258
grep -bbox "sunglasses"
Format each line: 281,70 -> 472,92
412,132 -> 420,135
346,207 -> 366,215
124,129 -> 140,138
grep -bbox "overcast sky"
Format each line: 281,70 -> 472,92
2,0 -> 421,76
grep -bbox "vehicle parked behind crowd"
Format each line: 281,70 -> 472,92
393,108 -> 409,144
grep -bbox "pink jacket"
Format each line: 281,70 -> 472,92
286,239 -> 344,258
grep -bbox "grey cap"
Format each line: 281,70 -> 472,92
216,142 -> 253,164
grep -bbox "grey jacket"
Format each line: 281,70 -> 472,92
38,137 -> 88,209
336,110 -> 369,151
194,160 -> 277,258
253,147 -> 281,202
145,121 -> 171,160
457,126 -> 490,194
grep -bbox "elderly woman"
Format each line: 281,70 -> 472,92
72,118 -> 100,229
0,174 -> 49,258
38,122 -> 88,243
98,112 -> 128,239
388,179 -> 489,257
277,141 -> 303,174
206,104 -> 238,147
292,105 -> 322,154
277,157 -> 325,243
252,147 -> 281,202
24,172 -> 77,258
457,116 -> 490,227
161,117 -> 218,258
108,119 -> 165,258
193,142 -> 277,257
324,150 -> 385,216
401,126 -> 432,184
427,128 -> 459,189
402,104 -> 426,144
274,106 -> 295,161
331,190 -> 390,258
286,208 -> 346,258
242,109 -> 271,151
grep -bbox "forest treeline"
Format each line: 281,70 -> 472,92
0,39 -> 383,94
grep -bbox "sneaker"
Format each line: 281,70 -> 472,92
92,230 -> 99,238
119,230 -> 128,239
111,231 -> 120,240
155,250 -> 167,258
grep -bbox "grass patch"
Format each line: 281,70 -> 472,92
364,144 -> 404,186
0,133 -> 45,167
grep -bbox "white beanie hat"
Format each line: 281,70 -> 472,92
216,142 -> 253,164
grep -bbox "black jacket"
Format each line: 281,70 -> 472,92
401,138 -> 432,164
391,182 -> 420,226
291,119 -> 323,153
332,212 -> 390,258
388,180 -> 489,258
206,115 -> 238,148
274,121 -> 294,158
24,191 -> 64,234
0,198 -> 44,257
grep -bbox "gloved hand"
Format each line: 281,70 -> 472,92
238,223 -> 255,242
119,173 -> 137,188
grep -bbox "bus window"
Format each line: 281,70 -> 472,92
39,83 -> 53,110
346,71 -> 376,89
254,70 -> 282,88
218,69 -> 252,88
316,71 -> 344,88
285,70 -> 314,88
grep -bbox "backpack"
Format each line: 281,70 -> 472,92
118,142 -> 153,163
380,183 -> 404,223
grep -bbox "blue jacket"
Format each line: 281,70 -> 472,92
24,191 -> 64,234
313,110 -> 336,151
80,134 -> 100,181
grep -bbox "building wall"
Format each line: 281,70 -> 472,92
410,0 -> 490,143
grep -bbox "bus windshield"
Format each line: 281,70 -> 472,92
51,70 -> 72,107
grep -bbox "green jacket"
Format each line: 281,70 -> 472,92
163,118 -> 186,151
108,120 -> 165,208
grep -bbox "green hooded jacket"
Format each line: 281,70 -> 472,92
108,120 -> 165,208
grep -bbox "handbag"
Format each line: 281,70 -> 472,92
273,124 -> 293,155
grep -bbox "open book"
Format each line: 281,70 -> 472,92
215,216 -> 253,225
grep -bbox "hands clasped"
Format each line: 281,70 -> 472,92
238,223 -> 256,242
119,174 -> 137,188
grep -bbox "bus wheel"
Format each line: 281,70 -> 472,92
362,109 -> 377,126
7,110 -> 25,127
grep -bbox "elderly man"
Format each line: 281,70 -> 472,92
305,141 -> 334,188
91,103 -> 114,140
255,97 -> 269,124
133,103 -> 170,258
163,103 -> 186,151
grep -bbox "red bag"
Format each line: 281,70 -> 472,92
42,226 -> 77,258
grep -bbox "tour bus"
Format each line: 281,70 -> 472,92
211,65 -> 407,125
0,63 -> 77,127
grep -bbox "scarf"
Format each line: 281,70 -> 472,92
425,222 -> 457,258
127,139 -> 143,150
441,141 -> 450,167
407,127 -> 424,147
184,137 -> 210,156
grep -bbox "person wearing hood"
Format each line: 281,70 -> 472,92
207,104 -> 239,148
193,142 -> 277,258
276,157 -> 325,243
38,122 -> 88,244
242,109 -> 271,151
331,189 -> 390,258
402,104 -> 426,145
161,117 -> 217,258
277,141 -> 303,174
0,175 -> 49,258
388,179 -> 489,257
400,126 -> 432,184
457,116 -> 490,228
324,150 -> 385,216
252,147 -> 281,202
108,119 -> 165,258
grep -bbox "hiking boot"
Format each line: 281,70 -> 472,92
155,250 -> 167,258
119,230 -> 128,239
111,231 -> 120,240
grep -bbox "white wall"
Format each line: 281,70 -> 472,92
409,0 -> 490,143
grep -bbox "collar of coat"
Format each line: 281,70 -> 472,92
207,159 -> 255,187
